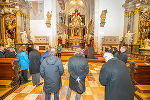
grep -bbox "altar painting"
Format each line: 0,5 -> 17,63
4,14 -> 16,40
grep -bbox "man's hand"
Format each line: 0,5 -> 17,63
76,77 -> 80,83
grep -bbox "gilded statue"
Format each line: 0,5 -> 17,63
46,11 -> 51,28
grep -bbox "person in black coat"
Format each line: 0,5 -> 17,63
66,48 -> 89,100
118,46 -> 128,64
40,48 -> 64,100
99,52 -> 134,100
26,45 -> 33,55
29,49 -> 42,86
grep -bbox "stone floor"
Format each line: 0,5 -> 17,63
4,60 -> 138,100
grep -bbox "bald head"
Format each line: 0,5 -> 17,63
103,52 -> 114,62
75,48 -> 83,55
49,48 -> 56,55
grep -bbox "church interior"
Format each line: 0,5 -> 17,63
0,0 -> 150,100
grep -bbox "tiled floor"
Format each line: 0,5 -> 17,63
4,61 -> 138,100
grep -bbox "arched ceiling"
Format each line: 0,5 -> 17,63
64,0 -> 89,15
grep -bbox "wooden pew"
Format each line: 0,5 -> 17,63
129,62 -> 150,85
0,58 -> 20,99
129,62 -> 150,100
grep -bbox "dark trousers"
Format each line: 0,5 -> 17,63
57,53 -> 61,58
85,55 -> 87,58
45,92 -> 59,100
20,69 -> 28,84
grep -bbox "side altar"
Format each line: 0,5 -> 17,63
0,1 -> 31,48
122,0 -> 150,60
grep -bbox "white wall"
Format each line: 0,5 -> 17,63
99,0 -> 125,38
30,0 -> 59,46
94,0 -> 125,53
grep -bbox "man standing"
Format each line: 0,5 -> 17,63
99,52 -> 134,100
57,44 -> 62,58
118,46 -> 128,64
40,46 -> 50,63
29,48 -> 42,86
66,48 -> 89,100
40,48 -> 64,100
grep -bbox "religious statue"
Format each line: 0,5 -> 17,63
125,31 -> 135,44
5,34 -> 14,47
46,11 -> 51,28
144,39 -> 150,48
21,31 -> 28,43
100,9 -> 107,27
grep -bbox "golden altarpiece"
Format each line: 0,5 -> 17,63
0,0 -> 31,49
67,10 -> 87,49
123,0 -> 150,59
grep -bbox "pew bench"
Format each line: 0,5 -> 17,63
0,58 -> 20,99
129,62 -> 150,100
135,85 -> 150,100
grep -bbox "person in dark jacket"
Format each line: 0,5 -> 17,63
40,48 -> 64,100
105,45 -> 112,53
112,47 -> 118,58
5,48 -> 16,58
99,52 -> 134,100
118,46 -> 128,64
26,45 -> 33,55
57,44 -> 62,58
66,48 -> 89,100
0,45 -> 5,58
40,46 -> 51,63
29,48 -> 42,86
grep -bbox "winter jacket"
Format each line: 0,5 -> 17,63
40,56 -> 64,93
17,52 -> 29,70
99,58 -> 134,100
68,54 -> 89,94
29,49 -> 41,74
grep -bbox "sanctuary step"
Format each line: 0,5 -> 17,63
135,91 -> 150,100
0,80 -> 12,87
0,88 -> 12,98
136,85 -> 150,93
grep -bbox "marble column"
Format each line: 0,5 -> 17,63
133,13 -> 139,44
94,0 -> 101,54
16,12 -> 22,43
123,14 -> 128,37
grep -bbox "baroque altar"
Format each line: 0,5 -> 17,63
122,0 -> 150,58
0,0 -> 31,48
67,9 -> 86,49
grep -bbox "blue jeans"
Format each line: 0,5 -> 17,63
45,92 -> 59,100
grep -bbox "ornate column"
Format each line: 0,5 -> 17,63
133,9 -> 140,44
123,12 -> 128,37
26,14 -> 30,40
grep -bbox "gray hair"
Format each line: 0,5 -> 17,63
49,48 -> 56,55
103,52 -> 114,62
75,48 -> 83,55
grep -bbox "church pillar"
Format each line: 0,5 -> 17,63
94,0 -> 101,54
133,11 -> 140,44
51,0 -> 57,47
16,11 -> 22,43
